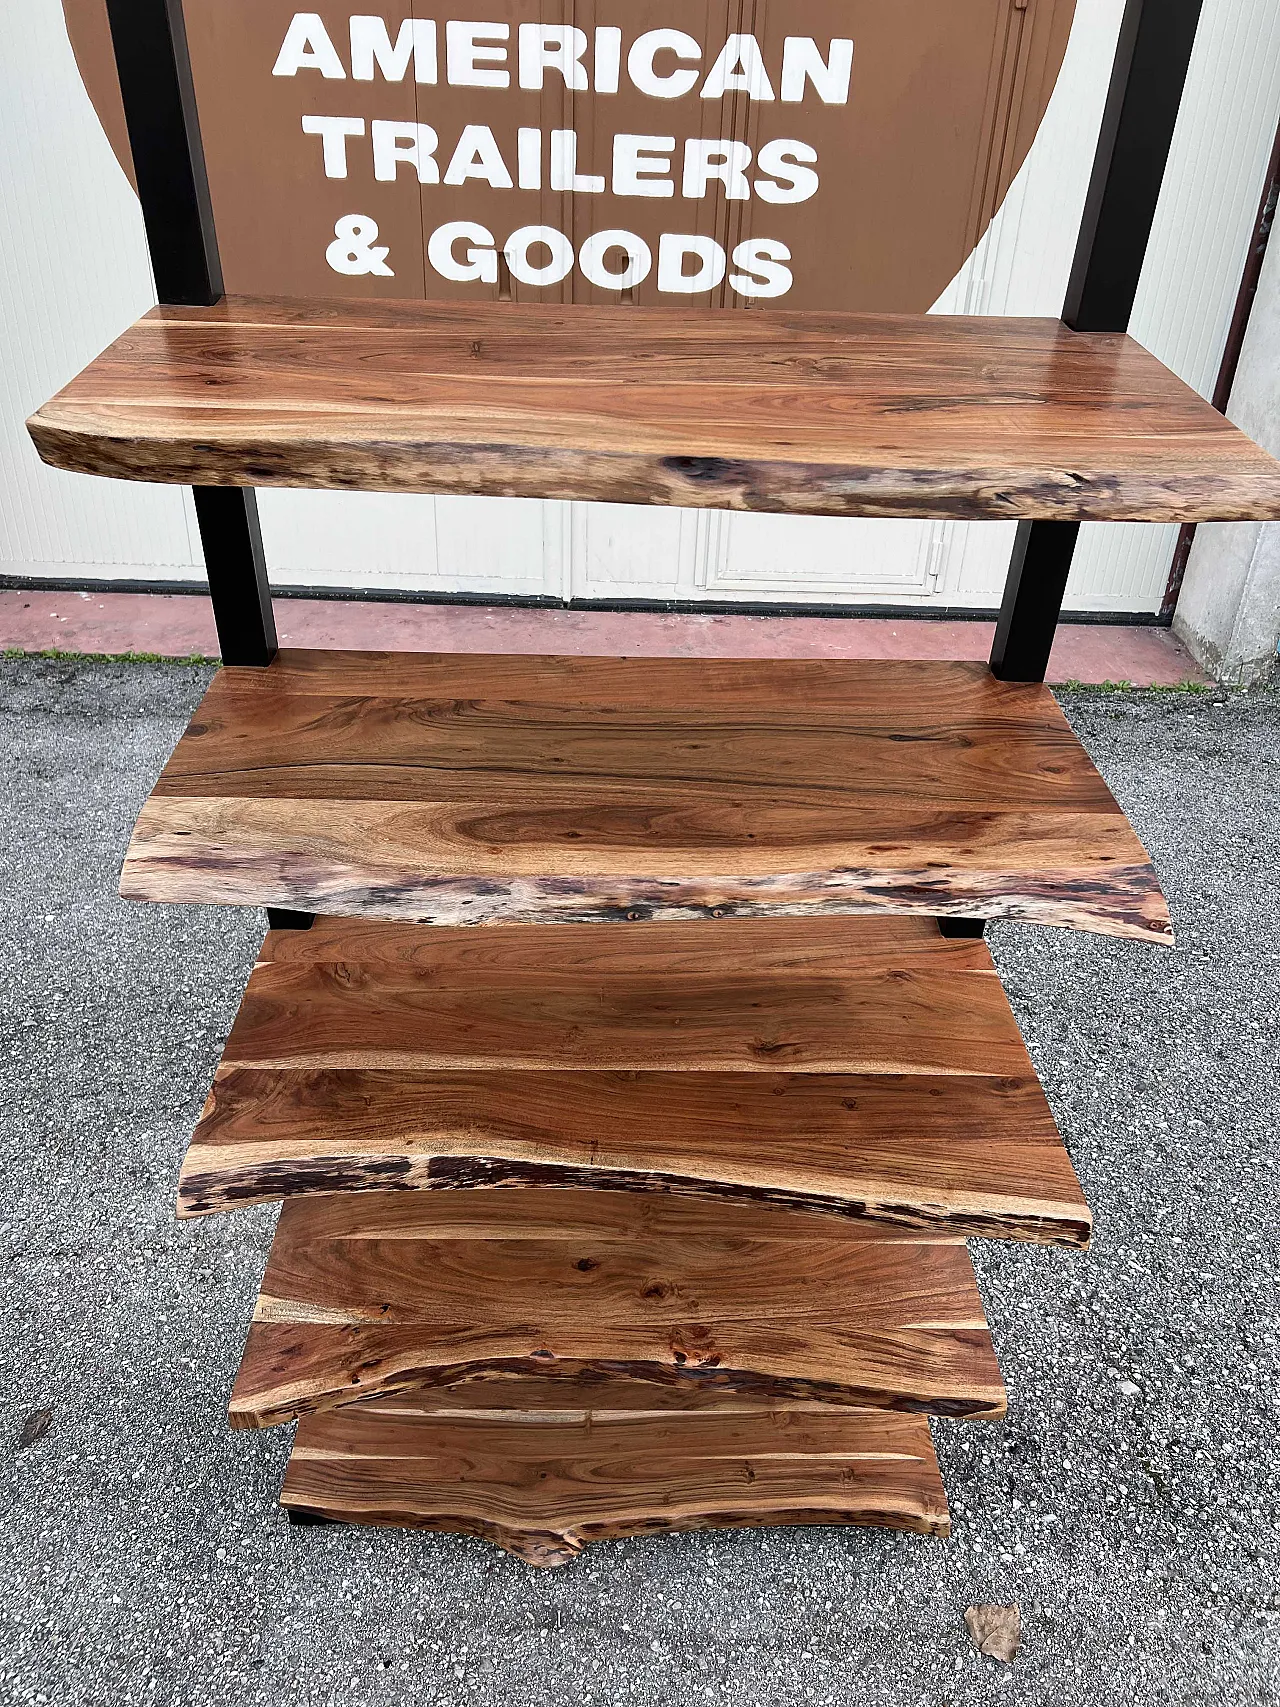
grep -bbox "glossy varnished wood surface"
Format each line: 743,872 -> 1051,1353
180,916 -> 1091,1248
228,1189 -> 1006,1430
217,917 -> 1021,1075
121,651 -> 1172,941
283,1391 -> 950,1564
27,298 -> 1280,521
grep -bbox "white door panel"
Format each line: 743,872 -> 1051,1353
703,515 -> 943,601
566,504 -> 696,602
257,490 -> 568,598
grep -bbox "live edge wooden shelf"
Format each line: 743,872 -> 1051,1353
282,1390 -> 951,1564
230,1189 -> 1005,1430
120,649 -> 1172,942
182,914 -> 1092,1249
26,297 -> 1280,522
41,295 -> 1199,1564
35,0 -> 1247,1567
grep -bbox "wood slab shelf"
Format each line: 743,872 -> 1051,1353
27,298 -> 1280,522
283,1388 -> 950,1565
181,914 -> 1091,1248
121,650 -> 1171,942
228,1189 -> 1006,1430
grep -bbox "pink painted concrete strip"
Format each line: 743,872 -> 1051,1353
0,588 -> 1210,685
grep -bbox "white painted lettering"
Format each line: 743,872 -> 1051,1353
428,220 -> 498,283
349,16 -> 436,83
657,233 -> 726,294
701,35 -> 774,101
446,21 -> 510,88
274,14 -> 346,78
579,229 -> 652,290
754,139 -> 819,204
628,30 -> 701,99
443,125 -> 514,188
683,139 -> 752,201
780,37 -> 854,104
613,134 -> 675,198
517,127 -> 542,190
550,130 -> 604,194
505,225 -> 575,286
519,24 -> 589,91
327,214 -> 393,275
302,114 -> 364,177
594,27 -> 622,95
371,120 -> 439,182
730,237 -> 792,298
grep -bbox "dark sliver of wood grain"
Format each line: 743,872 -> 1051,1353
118,652 -> 1173,941
228,1189 -> 1006,1429
176,915 -> 1091,1246
282,1395 -> 950,1562
28,299 -> 1280,521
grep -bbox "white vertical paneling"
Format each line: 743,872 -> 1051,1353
0,0 -> 199,580
254,490 -> 562,597
1071,0 -> 1280,611
566,505 -> 693,602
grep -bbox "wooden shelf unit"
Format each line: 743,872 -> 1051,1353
283,1387 -> 951,1565
180,914 -> 1092,1248
121,649 -> 1172,942
27,297 -> 1280,523
42,0 -> 1243,1560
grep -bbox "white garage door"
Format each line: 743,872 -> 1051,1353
4,0 -> 1280,616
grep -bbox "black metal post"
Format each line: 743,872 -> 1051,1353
191,490 -> 277,667
990,0 -> 1204,683
938,919 -> 987,941
990,521 -> 1081,685
267,910 -> 316,931
104,0 -> 277,666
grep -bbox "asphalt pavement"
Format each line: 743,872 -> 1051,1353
0,656 -> 1277,1707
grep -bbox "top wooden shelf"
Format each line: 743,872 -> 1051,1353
27,297 -> 1280,523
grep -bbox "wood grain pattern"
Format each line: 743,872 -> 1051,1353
120,652 -> 1172,941
216,958 -> 1021,1078
262,912 -> 996,974
282,1393 -> 950,1563
228,1189 -> 1006,1429
27,298 -> 1280,521
179,915 -> 1091,1248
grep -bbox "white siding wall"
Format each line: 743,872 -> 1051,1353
4,0 -> 1280,613
1,0 -> 200,582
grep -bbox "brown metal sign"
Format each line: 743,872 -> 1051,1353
64,1 -> 1074,310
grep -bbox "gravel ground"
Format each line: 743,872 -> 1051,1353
0,655 -> 1277,1707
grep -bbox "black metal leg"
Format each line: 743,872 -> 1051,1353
192,489 -> 277,666
106,0 -> 277,669
104,0 -> 222,305
989,522 -> 1080,684
937,919 -> 987,940
267,910 -> 316,931
1063,0 -> 1205,336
